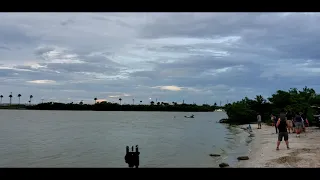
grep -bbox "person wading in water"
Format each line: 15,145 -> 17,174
276,111 -> 290,150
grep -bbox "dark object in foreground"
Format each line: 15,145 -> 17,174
237,156 -> 249,160
124,145 -> 140,168
219,162 -> 229,168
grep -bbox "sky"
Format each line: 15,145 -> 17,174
1,13 -> 320,105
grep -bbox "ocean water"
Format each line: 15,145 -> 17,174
0,110 -> 251,167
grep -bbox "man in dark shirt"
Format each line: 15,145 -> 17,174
276,111 -> 289,150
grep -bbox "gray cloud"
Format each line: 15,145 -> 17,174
0,13 -> 320,104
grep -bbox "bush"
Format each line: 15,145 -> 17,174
224,86 -> 320,125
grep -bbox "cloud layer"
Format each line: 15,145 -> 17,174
1,13 -> 320,104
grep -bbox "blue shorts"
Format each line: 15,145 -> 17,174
295,122 -> 303,129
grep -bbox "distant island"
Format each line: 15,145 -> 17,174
2,86 -> 320,126
0,100 -> 222,112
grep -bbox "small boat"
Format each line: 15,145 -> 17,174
184,115 -> 195,118
214,109 -> 224,112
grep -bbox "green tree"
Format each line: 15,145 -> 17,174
29,95 -> 33,105
225,86 -> 318,125
18,94 -> 21,105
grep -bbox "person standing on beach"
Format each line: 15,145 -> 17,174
292,118 -> 296,133
286,112 -> 294,133
272,114 -> 278,134
276,111 -> 289,150
294,113 -> 303,138
257,113 -> 262,129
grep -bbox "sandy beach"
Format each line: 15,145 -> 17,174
237,124 -> 320,168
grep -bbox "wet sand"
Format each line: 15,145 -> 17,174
238,124 -> 320,167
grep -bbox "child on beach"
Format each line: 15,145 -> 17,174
257,113 -> 262,129
286,112 -> 294,133
294,113 -> 303,138
272,114 -> 278,134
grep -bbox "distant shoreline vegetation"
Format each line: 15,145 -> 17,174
224,86 -> 320,125
0,101 -> 222,112
2,87 -> 319,125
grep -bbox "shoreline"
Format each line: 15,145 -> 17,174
237,124 -> 320,167
0,109 -> 218,113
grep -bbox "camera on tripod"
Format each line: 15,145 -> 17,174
124,145 -> 140,168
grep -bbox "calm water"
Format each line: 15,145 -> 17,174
0,110 -> 252,167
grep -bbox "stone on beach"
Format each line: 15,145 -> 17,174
237,156 -> 249,160
219,162 -> 229,168
209,154 -> 221,157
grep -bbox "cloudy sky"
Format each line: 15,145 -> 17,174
0,13 -> 320,105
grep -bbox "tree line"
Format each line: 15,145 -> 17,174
0,95 -> 222,112
0,93 -> 33,105
26,101 -> 219,112
224,86 -> 320,125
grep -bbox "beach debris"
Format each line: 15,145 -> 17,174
209,154 -> 221,157
237,156 -> 249,160
219,162 -> 229,168
219,118 -> 228,123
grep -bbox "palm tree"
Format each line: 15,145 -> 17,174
9,92 -> 12,105
119,98 -> 122,105
150,101 -> 154,105
0,95 -> 3,104
29,95 -> 33,105
17,94 -> 21,105
94,97 -> 97,104
140,100 -> 142,104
